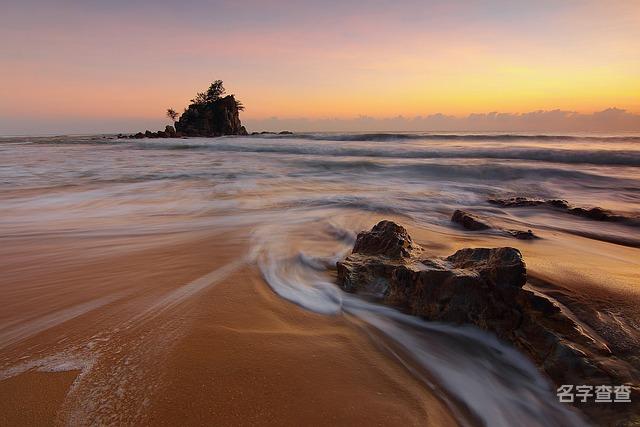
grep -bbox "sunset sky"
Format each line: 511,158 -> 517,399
1,0 -> 639,134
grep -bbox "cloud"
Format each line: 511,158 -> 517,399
2,108 -> 638,136
244,108 -> 640,132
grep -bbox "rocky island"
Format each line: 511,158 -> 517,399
121,80 -> 248,138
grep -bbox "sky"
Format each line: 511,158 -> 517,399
1,0 -> 639,134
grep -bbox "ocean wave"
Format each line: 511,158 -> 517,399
21,133 -> 640,166
282,132 -> 640,143
294,158 -> 628,184
131,141 -> 640,167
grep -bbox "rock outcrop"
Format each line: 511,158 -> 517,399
119,80 -> 249,138
489,197 -> 640,226
250,130 -> 294,135
175,95 -> 247,137
451,209 -> 491,230
336,221 -> 638,423
505,229 -> 536,239
164,125 -> 176,137
351,220 -> 419,258
118,126 -> 181,139
451,209 -> 538,239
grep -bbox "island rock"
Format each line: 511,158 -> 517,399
175,95 -> 248,137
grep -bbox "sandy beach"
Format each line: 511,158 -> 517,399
1,133 -> 639,425
0,226 -> 458,426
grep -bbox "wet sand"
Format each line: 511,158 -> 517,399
2,213 -> 639,425
0,370 -> 79,426
0,229 -> 457,426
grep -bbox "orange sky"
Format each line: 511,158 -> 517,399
1,0 -> 639,133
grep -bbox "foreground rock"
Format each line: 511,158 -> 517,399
489,197 -> 640,227
337,221 -> 638,424
451,209 -> 537,239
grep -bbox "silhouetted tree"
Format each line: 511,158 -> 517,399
166,108 -> 178,122
235,99 -> 245,111
191,80 -> 227,105
191,92 -> 208,105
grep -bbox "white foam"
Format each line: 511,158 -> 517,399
253,222 -> 587,427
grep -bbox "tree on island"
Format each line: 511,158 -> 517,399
190,80 -> 244,111
191,80 -> 226,105
166,108 -> 178,123
174,79 -> 247,136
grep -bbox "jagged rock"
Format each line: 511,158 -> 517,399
133,132 -> 144,139
336,221 -> 637,423
352,220 -> 419,259
451,209 -> 491,230
278,130 -> 293,134
175,95 -> 248,137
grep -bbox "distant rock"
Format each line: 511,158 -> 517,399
165,125 -> 176,137
124,81 -> 248,138
336,220 -> 637,424
505,229 -> 537,239
489,196 -> 640,227
250,131 -> 294,135
451,209 -> 491,230
451,209 -> 538,239
175,95 -> 248,137
489,197 -> 568,208
120,128 -> 179,139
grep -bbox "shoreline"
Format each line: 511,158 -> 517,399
0,228 -> 458,426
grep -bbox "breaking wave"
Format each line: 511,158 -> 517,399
129,140 -> 640,167
269,132 -> 640,143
